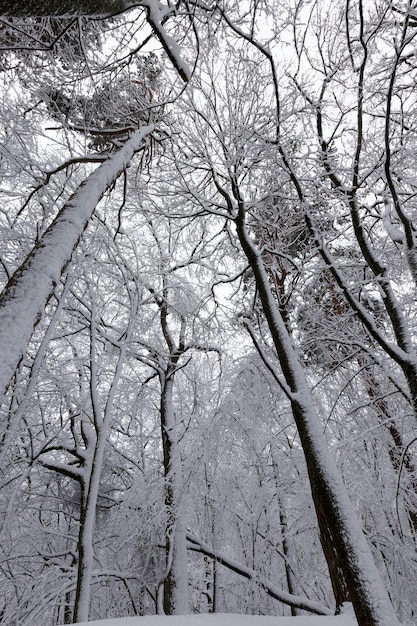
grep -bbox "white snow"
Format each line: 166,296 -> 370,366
141,0 -> 191,81
0,126 -> 154,403
71,611 -> 358,626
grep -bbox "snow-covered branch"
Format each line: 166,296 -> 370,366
0,125 -> 153,401
0,1 -> 191,81
186,532 -> 333,616
0,1 -> 136,15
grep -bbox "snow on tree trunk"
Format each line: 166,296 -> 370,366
0,126 -> 153,404
271,450 -> 301,616
73,296 -> 133,623
160,373 -> 190,615
235,209 -> 400,626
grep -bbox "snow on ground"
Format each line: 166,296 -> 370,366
72,610 -> 357,626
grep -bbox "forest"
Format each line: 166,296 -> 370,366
0,1 -> 416,625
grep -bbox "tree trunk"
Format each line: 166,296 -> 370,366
160,373 -> 189,615
271,426 -> 302,615
73,476 -> 96,624
316,498 -> 350,611
0,126 -> 152,403
278,499 -> 301,616
235,208 -> 399,625
362,363 -> 417,536
73,295 -> 132,623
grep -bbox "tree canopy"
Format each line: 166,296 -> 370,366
0,2 -> 416,626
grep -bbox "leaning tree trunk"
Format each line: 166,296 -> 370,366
0,126 -> 153,407
235,206 -> 399,626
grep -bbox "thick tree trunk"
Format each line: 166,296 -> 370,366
74,478 -> 96,624
160,373 -> 189,615
235,209 -> 399,625
316,497 -> 350,610
0,126 -> 152,402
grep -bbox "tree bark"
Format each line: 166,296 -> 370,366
235,206 -> 400,625
151,275 -> 190,615
160,371 -> 189,615
0,126 -> 153,402
73,295 -> 132,622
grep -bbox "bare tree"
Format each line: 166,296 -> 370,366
2,1 -> 417,624
168,23 -> 401,622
